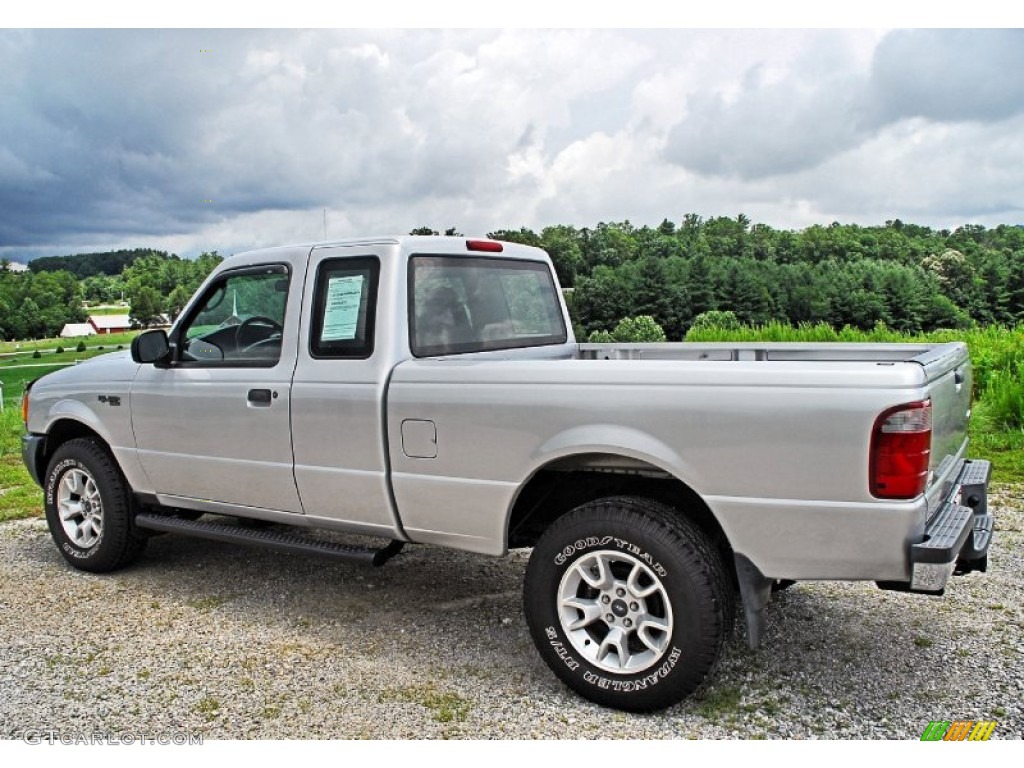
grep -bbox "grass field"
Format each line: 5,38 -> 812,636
0,408 -> 41,522
0,330 -> 138,356
84,304 -> 131,316
0,346 -> 131,409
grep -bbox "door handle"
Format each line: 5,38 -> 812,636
247,388 -> 273,406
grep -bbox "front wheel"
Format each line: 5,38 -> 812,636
524,496 -> 732,712
43,438 -> 148,573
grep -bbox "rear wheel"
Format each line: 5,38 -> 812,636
44,438 -> 147,573
524,496 -> 732,712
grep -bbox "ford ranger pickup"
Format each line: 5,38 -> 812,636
21,235 -> 993,711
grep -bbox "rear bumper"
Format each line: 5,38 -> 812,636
888,459 -> 992,594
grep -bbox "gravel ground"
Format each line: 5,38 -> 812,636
0,487 -> 1021,740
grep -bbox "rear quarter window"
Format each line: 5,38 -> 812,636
409,256 -> 566,357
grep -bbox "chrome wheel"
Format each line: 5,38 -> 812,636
57,467 -> 103,549
557,550 -> 673,674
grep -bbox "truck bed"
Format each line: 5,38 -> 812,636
579,340 -> 961,364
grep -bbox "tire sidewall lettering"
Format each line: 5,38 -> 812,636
45,458 -> 81,508
579,646 -> 683,691
548,531 -> 681,691
543,625 -> 581,672
46,457 -> 102,557
554,534 -> 668,579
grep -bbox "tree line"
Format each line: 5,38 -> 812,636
484,217 -> 1024,341
0,250 -> 222,340
3,216 -> 1023,341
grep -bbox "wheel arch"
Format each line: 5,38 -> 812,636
40,417 -> 109,472
505,450 -> 733,572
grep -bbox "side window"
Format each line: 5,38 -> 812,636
409,256 -> 567,357
177,265 -> 289,366
309,257 -> 379,359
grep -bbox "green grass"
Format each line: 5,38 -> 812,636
694,685 -> 744,719
0,347 -> 132,409
0,408 -> 41,522
377,682 -> 472,723
83,305 -> 131,316
0,330 -> 139,355
0,363 -> 71,404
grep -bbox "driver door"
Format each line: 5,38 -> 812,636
131,262 -> 303,514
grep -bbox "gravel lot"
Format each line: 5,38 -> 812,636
1,487 -> 1021,740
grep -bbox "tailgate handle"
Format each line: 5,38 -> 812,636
247,388 -> 273,406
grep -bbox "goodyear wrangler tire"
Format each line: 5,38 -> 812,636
524,496 -> 732,712
43,438 -> 148,573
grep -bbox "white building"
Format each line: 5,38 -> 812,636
60,323 -> 97,338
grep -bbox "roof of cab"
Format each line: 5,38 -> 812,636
226,236 -> 547,266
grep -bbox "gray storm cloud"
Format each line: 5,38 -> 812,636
662,29 -> 1024,181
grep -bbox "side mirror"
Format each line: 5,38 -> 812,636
131,329 -> 171,364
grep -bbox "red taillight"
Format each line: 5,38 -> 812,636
465,239 -> 503,253
870,400 -> 932,499
21,391 -> 29,426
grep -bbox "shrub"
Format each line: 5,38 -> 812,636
76,340 -> 87,352
686,311 -> 741,339
587,316 -> 667,343
611,315 -> 667,343
55,346 -> 64,354
32,349 -> 41,359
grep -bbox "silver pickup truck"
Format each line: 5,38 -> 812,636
21,235 -> 992,712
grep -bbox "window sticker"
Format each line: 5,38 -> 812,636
320,275 -> 365,341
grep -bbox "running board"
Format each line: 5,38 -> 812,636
135,513 -> 405,567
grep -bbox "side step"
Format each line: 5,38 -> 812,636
135,513 -> 405,567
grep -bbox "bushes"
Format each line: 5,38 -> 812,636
587,315 -> 667,343
975,364 -> 1024,431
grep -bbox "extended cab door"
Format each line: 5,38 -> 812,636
289,244 -> 404,538
131,261 -> 303,514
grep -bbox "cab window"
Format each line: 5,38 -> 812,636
409,256 -> 566,357
309,257 -> 379,359
176,265 -> 289,365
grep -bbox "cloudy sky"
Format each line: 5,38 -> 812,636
1,23 -> 1023,262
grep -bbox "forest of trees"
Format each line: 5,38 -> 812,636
2,216 -> 1023,342
0,250 -> 222,340
485,217 -> 1024,341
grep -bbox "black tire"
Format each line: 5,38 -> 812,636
524,496 -> 732,712
43,438 -> 148,573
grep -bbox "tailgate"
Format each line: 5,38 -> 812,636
917,342 -> 973,493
